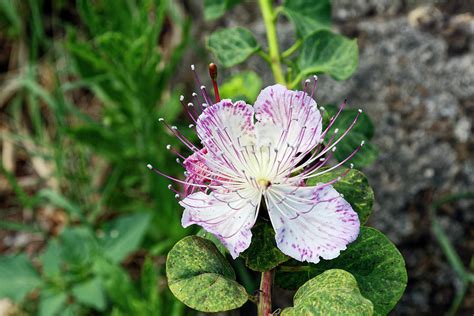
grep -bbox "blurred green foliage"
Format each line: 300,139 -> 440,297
0,0 -> 190,314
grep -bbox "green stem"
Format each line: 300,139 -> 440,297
288,73 -> 304,89
282,39 -> 302,59
258,270 -> 273,316
447,281 -> 468,316
258,0 -> 285,85
430,192 -> 474,316
258,50 -> 272,64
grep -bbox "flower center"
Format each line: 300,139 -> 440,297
257,178 -> 271,190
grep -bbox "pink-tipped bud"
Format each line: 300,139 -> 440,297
209,63 -> 218,80
209,63 -> 221,103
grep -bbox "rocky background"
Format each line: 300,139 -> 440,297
328,1 -> 474,314
188,0 -> 474,314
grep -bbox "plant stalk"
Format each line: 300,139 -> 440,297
258,270 -> 273,316
258,0 -> 285,85
430,192 -> 474,316
282,39 -> 302,58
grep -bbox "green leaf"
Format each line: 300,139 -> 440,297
196,228 -> 227,255
219,71 -> 263,103
100,212 -> 150,263
276,227 -> 407,315
38,289 -> 67,316
282,0 -> 331,38
0,0 -> 22,36
322,105 -> 378,168
59,226 -> 99,266
66,40 -> 108,78
71,277 -> 106,311
166,236 -> 248,312
240,223 -> 289,271
307,169 -> 374,224
297,30 -> 358,81
323,105 -> 375,139
337,132 -> 378,167
207,27 -> 260,68
93,258 -> 140,312
140,257 -> 160,311
204,0 -> 241,20
60,303 -> 81,316
37,189 -> 81,218
66,125 -> 124,162
40,239 -> 62,277
282,269 -> 373,315
0,254 -> 42,302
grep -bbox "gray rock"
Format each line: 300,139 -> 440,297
315,16 -> 472,244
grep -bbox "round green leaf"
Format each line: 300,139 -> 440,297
276,227 -> 407,315
240,223 -> 289,271
297,30 -> 358,81
207,27 -> 260,67
307,168 -> 374,224
166,236 -> 248,312
281,269 -> 373,316
334,132 -> 379,168
282,0 -> 331,38
196,228 -> 227,255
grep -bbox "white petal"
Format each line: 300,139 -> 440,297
196,100 -> 256,162
180,190 -> 260,258
254,84 -> 322,154
265,184 -> 359,263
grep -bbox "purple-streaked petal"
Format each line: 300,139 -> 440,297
196,99 -> 256,161
254,84 -> 322,154
183,147 -> 214,196
180,190 -> 259,258
265,184 -> 359,263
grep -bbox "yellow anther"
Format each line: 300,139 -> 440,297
257,179 -> 271,189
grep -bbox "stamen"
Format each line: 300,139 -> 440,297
320,98 -> 347,139
178,97 -> 198,123
311,75 -> 318,99
147,163 -> 209,189
160,119 -> 199,152
192,93 -> 204,113
191,65 -> 213,105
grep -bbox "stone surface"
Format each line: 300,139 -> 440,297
322,3 -> 474,314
